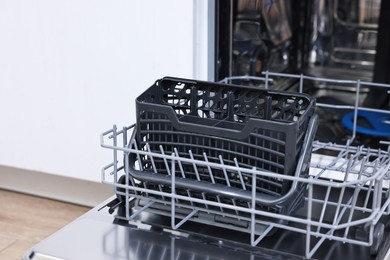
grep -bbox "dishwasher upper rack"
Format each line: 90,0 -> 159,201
101,124 -> 390,259
101,72 -> 390,258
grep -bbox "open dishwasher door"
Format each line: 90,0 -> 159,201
22,192 -> 390,260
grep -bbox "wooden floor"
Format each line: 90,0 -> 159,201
0,189 -> 90,259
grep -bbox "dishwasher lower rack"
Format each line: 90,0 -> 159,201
101,124 -> 390,259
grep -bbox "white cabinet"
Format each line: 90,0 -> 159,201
0,0 -> 212,182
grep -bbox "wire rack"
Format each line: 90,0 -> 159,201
101,72 -> 390,259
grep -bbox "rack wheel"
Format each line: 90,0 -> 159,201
370,223 -> 384,256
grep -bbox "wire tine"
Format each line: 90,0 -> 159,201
189,150 -> 201,181
174,148 -> 187,178
331,183 -> 350,234
320,147 -> 350,173
363,179 -> 374,209
350,80 -> 361,144
219,155 -> 231,187
357,156 -> 368,181
346,150 -> 364,174
251,167 -> 257,245
159,145 -> 171,176
132,140 -> 143,171
316,185 -> 332,234
234,158 -> 250,208
219,155 -> 238,214
189,150 -> 208,209
343,152 -> 355,181
306,180 -> 313,258
202,153 -> 224,212
331,196 -> 354,237
172,209 -> 199,230
234,158 -> 247,190
354,156 -> 369,211
329,155 -> 355,235
145,143 -> 167,200
170,152 -> 178,230
173,148 -> 194,206
133,140 -> 148,189
335,156 -> 350,173
203,153 -> 216,184
372,160 -> 381,209
146,143 -> 157,173
124,148 -> 136,189
112,125 -> 118,182
343,159 -> 367,238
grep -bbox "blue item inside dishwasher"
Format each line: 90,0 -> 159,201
342,110 -> 390,137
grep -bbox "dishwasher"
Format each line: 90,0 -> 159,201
24,1 -> 390,259
101,71 -> 390,259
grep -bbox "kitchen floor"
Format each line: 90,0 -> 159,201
0,189 -> 90,259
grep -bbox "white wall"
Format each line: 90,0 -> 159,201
0,0 -> 211,182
